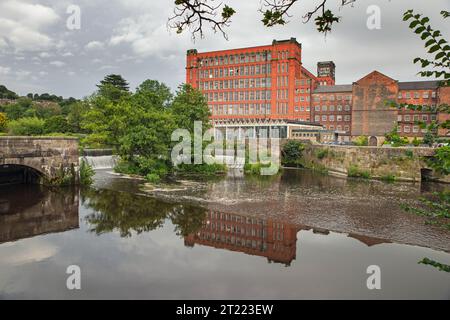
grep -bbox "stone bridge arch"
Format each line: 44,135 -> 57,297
0,137 -> 79,185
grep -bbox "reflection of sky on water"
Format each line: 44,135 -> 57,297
0,170 -> 449,299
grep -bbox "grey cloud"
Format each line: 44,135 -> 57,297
0,0 -> 448,98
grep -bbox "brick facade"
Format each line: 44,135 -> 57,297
186,39 -> 450,141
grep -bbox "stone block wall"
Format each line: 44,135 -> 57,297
300,144 -> 447,182
0,137 -> 79,184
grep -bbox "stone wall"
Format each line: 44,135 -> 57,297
300,143 -> 448,182
0,136 -> 79,184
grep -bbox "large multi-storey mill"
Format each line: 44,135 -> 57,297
186,38 -> 449,145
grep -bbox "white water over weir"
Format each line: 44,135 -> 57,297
81,155 -> 118,170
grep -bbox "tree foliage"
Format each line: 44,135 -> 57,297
0,85 -> 18,99
281,140 -> 304,167
0,112 -> 7,132
169,0 -> 356,39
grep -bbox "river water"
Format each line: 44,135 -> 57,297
0,169 -> 449,299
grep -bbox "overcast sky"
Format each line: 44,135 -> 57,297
0,0 -> 448,98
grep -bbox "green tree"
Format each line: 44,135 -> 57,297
67,102 -> 88,133
170,84 -> 211,134
97,74 -> 130,92
133,79 -> 173,111
0,85 -> 18,99
7,117 -> 45,135
281,140 -> 304,167
0,112 -> 7,132
44,115 -> 70,133
2,97 -> 33,120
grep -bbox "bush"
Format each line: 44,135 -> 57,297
316,148 -> 328,159
353,136 -> 368,146
427,146 -> 450,176
114,159 -> 141,175
44,115 -> 70,133
7,117 -> 45,135
412,137 -> 422,147
0,112 -> 7,132
380,174 -> 396,182
80,159 -> 95,186
347,165 -> 371,179
281,140 -> 304,167
175,162 -> 227,176
145,173 -> 161,183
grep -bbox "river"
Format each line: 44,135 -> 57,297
0,169 -> 449,299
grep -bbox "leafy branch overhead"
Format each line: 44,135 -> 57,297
403,10 -> 450,85
387,10 -> 449,133
169,0 -> 356,39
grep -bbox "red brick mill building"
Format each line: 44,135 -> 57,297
186,38 -> 449,145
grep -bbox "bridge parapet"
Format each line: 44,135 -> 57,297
0,136 -> 79,185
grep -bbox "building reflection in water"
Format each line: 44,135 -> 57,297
0,185 -> 79,244
185,210 -> 391,266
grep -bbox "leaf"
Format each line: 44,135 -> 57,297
435,52 -> 445,60
425,39 -> 436,47
429,45 -> 440,53
415,26 -> 426,34
421,32 -> 430,40
409,20 -> 420,28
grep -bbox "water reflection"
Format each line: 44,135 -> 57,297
80,187 -> 397,267
0,185 -> 79,244
81,188 -> 207,238
0,181 -> 449,299
184,210 -> 393,266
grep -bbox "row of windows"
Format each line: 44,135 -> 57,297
294,106 -> 311,112
200,78 -> 272,90
295,96 -> 311,102
292,132 -> 319,138
204,90 -> 272,102
277,76 -> 289,87
295,79 -> 312,86
277,63 -> 289,74
398,114 -> 436,122
397,126 -> 427,133
276,102 -> 288,114
295,88 -> 311,94
199,64 -> 272,79
315,115 -> 351,122
398,91 -> 437,99
206,222 -> 266,238
276,90 -> 289,100
209,103 -> 272,115
209,213 -> 266,225
198,51 -> 273,67
326,125 -> 350,132
314,94 -> 352,102
314,105 -> 351,112
198,232 -> 268,251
